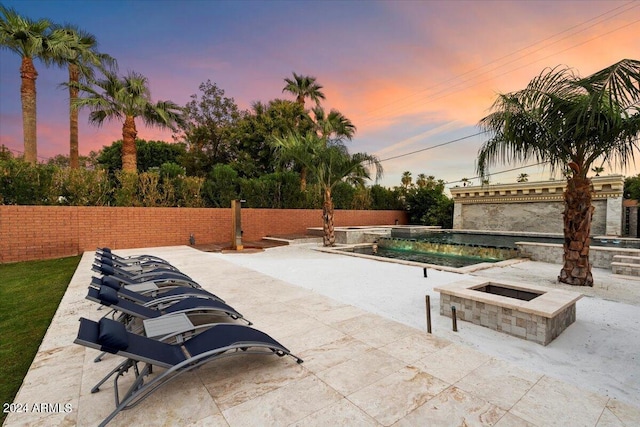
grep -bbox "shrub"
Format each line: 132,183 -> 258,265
49,168 -> 111,206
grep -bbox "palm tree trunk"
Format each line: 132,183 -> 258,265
300,167 -> 307,191
322,187 -> 335,246
121,116 -> 138,172
69,64 -> 80,169
558,175 -> 594,286
20,57 -> 38,164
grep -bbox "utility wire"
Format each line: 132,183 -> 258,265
358,1 -> 639,125
379,131 -> 487,162
368,14 -> 639,166
444,162 -> 550,186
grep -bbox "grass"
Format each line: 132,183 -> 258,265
0,256 -> 81,423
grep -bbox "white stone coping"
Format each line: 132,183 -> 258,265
434,277 -> 582,318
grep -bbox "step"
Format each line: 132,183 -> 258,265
611,261 -> 640,276
612,255 -> 640,264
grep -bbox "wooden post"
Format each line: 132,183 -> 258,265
425,295 -> 432,333
231,200 -> 243,251
451,306 -> 458,332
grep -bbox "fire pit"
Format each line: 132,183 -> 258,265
435,278 -> 582,345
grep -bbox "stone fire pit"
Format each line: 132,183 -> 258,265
435,277 -> 582,345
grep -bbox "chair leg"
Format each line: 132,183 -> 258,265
91,359 -> 133,394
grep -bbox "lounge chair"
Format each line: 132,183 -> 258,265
75,317 -> 302,426
97,255 -> 182,274
96,247 -> 170,264
93,261 -> 193,281
91,276 -> 225,304
92,263 -> 201,288
87,285 -> 250,327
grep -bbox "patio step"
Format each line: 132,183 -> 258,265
611,255 -> 640,276
612,255 -> 640,264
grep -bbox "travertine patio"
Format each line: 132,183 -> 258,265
5,246 -> 639,426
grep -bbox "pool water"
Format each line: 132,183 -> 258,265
393,231 -> 560,249
391,230 -> 638,249
351,246 -> 499,268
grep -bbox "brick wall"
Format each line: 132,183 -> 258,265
0,206 -> 407,263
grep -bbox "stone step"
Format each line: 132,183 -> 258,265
611,261 -> 640,276
612,255 -> 640,264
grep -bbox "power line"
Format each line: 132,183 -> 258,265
357,1 -> 639,126
444,162 -> 550,186
366,14 -> 639,165
379,131 -> 487,162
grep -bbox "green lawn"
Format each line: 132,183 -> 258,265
0,256 -> 81,423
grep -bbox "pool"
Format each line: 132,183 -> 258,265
341,246 -> 500,268
390,228 -> 640,249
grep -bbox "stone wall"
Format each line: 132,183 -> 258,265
457,200 -> 607,234
450,175 -> 624,236
516,242 -> 640,268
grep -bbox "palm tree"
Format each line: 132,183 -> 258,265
477,59 -> 640,286
0,6 -> 74,163
54,24 -> 116,169
282,72 -> 325,108
312,106 -> 356,142
416,173 -> 427,188
72,70 -> 183,172
273,132 -> 382,246
517,173 -> 529,183
591,166 -> 605,177
401,171 -> 413,189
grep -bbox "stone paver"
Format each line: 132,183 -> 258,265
5,246 -> 639,426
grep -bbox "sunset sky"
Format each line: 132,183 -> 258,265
1,0 -> 638,189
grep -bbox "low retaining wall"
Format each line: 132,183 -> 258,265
0,206 -> 407,263
516,242 -> 640,269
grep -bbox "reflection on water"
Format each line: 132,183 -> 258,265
391,230 -> 639,249
351,246 -> 498,268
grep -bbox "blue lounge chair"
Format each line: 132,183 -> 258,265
75,317 -> 302,426
96,254 -> 182,274
91,276 -> 225,304
92,263 -> 202,289
96,247 -> 170,264
87,285 -> 250,327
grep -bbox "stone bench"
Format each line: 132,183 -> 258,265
435,277 -> 582,345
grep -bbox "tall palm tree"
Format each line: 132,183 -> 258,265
72,70 -> 183,172
273,132 -> 382,246
416,173 -> 427,188
401,171 -> 413,189
0,6 -> 74,163
311,106 -> 356,142
282,72 -> 325,108
53,24 -> 116,169
477,59 -> 640,286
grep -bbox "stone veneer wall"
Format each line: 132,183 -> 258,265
456,200 -> 607,234
451,175 -> 624,235
440,292 -> 576,345
516,242 -> 640,268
